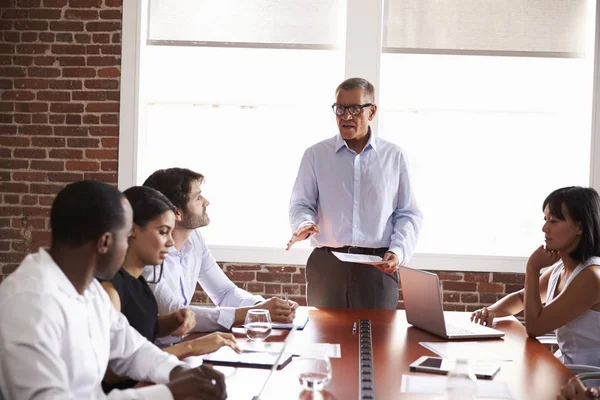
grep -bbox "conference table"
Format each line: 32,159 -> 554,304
195,307 -> 573,399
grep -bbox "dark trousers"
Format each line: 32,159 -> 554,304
305,247 -> 399,309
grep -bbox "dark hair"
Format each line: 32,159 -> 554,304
543,186 -> 600,262
123,186 -> 175,228
336,77 -> 375,102
51,180 -> 125,247
143,168 -> 204,211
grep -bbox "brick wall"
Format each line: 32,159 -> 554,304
0,0 -> 122,282
0,0 -> 527,312
192,264 -> 526,311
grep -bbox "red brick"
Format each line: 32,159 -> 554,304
18,125 -> 52,135
505,284 -> 524,294
50,22 -> 84,32
92,33 -> 110,43
66,160 -> 99,171
2,91 -> 35,101
0,126 -> 17,135
86,56 -> 119,67
4,195 -> 19,204
54,126 -> 88,136
14,149 -> 46,159
0,207 -> 24,216
12,217 -> 45,230
85,101 -> 118,112
13,114 -> 30,124
50,103 -> 83,113
45,0 -> 69,6
99,9 -> 121,20
105,0 -> 121,6
478,282 -> 504,293
74,33 -> 91,43
49,114 -> 65,124
436,272 -> 463,281
30,183 -> 64,195
32,114 -> 48,124
460,293 -> 479,303
39,33 -> 56,43
227,271 -> 256,281
111,33 -> 121,43
100,161 -> 117,171
225,264 -> 263,272
32,56 -> 56,67
65,114 -> 81,124
0,229 -> 25,240
445,303 -> 467,312
89,126 -> 118,136
12,56 -> 33,66
247,283 -> 265,293
292,273 -> 306,284
21,32 -> 38,43
0,136 -> 30,147
67,137 -> 98,148
442,281 -> 477,292
0,80 -> 13,89
56,33 -> 73,43
21,195 -> 38,205
57,56 -> 86,66
62,67 -> 96,77
0,102 -> 14,112
14,172 -> 47,182
85,149 -> 117,159
15,102 -> 48,113
101,137 -> 118,147
83,172 -> 116,182
464,272 -> 490,283
265,266 -> 298,273
0,149 -> 11,158
443,292 -> 460,302
65,9 -> 98,20
3,32 -> 19,43
85,79 -> 118,90
48,149 -> 83,159
37,91 -> 71,101
11,241 -> 29,253
23,206 -> 51,217
0,253 -> 25,264
28,67 -> 61,77
2,9 -> 29,19
83,115 -> 99,124
257,272 -> 292,283
69,0 -> 102,7
14,21 -> 48,31
100,114 -> 118,125
480,293 -> 504,304
39,195 -> 54,206
14,79 -> 49,89
16,44 -> 49,54
0,67 -> 26,77
265,283 -> 282,295
72,91 -> 106,100
97,67 -> 119,78
49,80 -> 82,90
0,159 -> 29,169
492,273 -> 525,285
48,172 -> 83,182
86,21 -> 120,32
31,160 -> 64,171
29,8 -> 62,19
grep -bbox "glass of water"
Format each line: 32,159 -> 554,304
296,354 -> 332,392
244,309 -> 272,341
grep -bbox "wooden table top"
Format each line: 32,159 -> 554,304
192,307 -> 573,400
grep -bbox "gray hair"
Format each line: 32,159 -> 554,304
336,77 -> 375,101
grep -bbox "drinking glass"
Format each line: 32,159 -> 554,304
244,309 -> 272,341
296,354 -> 332,392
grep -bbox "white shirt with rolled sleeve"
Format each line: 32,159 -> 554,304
0,249 -> 186,400
144,229 -> 264,333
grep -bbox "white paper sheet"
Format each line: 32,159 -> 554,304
419,341 -> 513,361
401,374 -> 514,399
271,311 -> 309,329
241,340 -> 341,358
331,251 -> 383,264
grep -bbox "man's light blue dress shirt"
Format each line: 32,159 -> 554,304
289,133 -> 422,265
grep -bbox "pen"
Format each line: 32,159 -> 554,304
352,322 -> 357,334
284,289 -> 288,302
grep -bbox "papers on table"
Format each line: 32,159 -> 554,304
241,340 -> 341,358
331,251 -> 383,264
401,374 -> 514,399
271,311 -> 309,330
419,341 -> 513,361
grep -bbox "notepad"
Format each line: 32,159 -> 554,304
331,251 -> 383,264
202,346 -> 293,370
272,312 -> 309,330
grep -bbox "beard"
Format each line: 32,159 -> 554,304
180,209 -> 210,230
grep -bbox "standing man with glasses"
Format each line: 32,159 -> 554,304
286,77 -> 422,309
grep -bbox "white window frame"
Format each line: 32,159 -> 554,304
119,0 -> 600,272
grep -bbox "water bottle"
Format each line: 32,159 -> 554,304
445,358 -> 477,400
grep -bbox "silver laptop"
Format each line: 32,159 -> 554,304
398,266 -> 504,340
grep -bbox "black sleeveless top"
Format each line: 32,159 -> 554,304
102,268 -> 160,393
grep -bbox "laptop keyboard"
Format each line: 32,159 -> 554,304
445,324 -> 478,336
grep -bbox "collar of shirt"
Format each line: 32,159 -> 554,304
335,126 -> 378,153
38,248 -> 93,301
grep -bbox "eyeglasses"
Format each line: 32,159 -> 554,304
331,103 -> 373,116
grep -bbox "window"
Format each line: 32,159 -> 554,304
120,0 -> 600,271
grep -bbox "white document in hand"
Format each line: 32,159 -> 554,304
331,251 -> 383,264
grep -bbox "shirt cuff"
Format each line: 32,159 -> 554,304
127,384 -> 174,400
217,307 -> 236,329
387,246 -> 404,264
151,358 -> 188,384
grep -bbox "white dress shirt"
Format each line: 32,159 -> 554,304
144,229 -> 264,333
289,133 -> 422,265
0,249 -> 186,400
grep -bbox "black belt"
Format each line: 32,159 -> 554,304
323,246 -> 387,255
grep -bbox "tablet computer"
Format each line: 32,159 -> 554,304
409,356 -> 500,379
